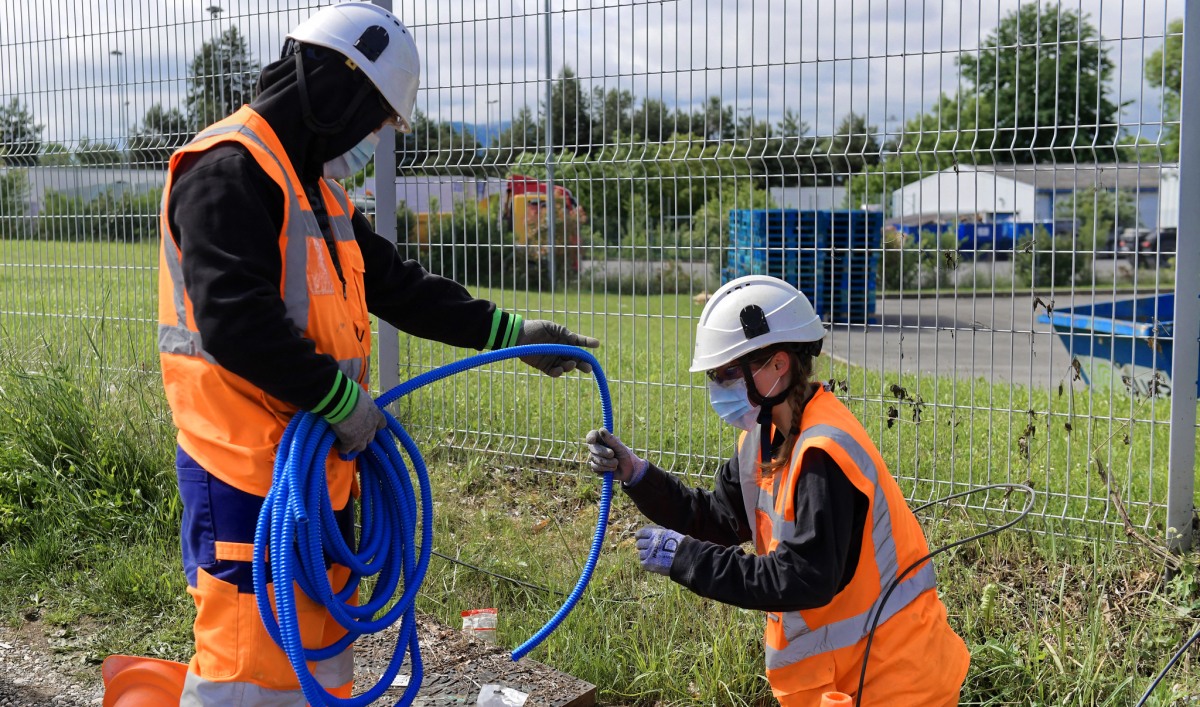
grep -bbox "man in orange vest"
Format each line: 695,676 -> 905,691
159,4 -> 598,705
586,275 -> 967,705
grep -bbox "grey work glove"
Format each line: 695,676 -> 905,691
585,428 -> 648,485
329,383 -> 387,454
515,319 -> 600,377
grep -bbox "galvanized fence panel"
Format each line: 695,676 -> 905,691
0,0 -> 1195,541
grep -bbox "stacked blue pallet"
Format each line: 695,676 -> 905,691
823,210 -> 882,324
722,210 -> 827,316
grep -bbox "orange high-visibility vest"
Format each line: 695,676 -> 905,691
737,385 -> 969,706
158,106 -> 370,506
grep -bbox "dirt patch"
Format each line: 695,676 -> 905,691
0,612 -> 593,707
353,613 -> 595,706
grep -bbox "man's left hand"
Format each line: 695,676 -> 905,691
515,320 -> 600,377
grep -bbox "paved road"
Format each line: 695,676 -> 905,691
825,293 -> 1135,389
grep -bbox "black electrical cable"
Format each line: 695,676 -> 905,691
431,550 -> 567,596
854,483 -> 1037,706
1133,624 -> 1200,707
430,549 -> 660,604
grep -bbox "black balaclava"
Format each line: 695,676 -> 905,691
250,42 -> 391,181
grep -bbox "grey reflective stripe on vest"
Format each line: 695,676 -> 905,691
737,433 -> 805,547
764,562 -> 938,669
337,357 -> 363,385
161,190 -> 189,328
158,324 -> 216,364
323,179 -> 358,243
754,422 -> 937,670
179,647 -> 353,707
168,122 -> 313,335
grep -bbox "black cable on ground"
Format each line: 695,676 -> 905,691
1133,624 -> 1200,707
431,550 -> 567,596
855,483 -> 1037,707
430,549 -> 659,604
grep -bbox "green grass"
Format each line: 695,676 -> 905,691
1,240 -> 1199,703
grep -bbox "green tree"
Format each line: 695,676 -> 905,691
818,113 -> 882,183
1055,187 -> 1139,250
686,96 -> 735,143
516,133 -> 754,243
38,187 -> 161,242
1145,18 -> 1182,161
957,3 -> 1119,163
128,104 -> 190,168
545,66 -> 593,154
187,27 -> 260,130
492,106 -> 542,161
631,98 -> 677,144
589,86 -> 635,145
398,108 -> 483,174
75,137 -> 124,166
0,99 -> 43,167
38,143 -> 73,166
0,169 -> 30,238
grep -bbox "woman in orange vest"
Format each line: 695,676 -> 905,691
586,275 -> 968,706
159,5 -> 598,706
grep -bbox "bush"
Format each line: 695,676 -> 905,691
1014,227 -> 1092,288
417,199 -> 508,287
0,169 -> 29,239
881,227 -> 957,291
37,187 -> 161,242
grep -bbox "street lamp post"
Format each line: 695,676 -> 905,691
110,49 -> 127,164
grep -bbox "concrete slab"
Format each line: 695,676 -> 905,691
825,293 -> 1153,388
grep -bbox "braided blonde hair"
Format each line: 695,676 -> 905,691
759,348 -> 815,473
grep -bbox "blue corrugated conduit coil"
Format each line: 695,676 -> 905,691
252,345 -> 614,707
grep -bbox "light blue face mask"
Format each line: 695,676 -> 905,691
707,367 -> 782,431
322,131 -> 380,180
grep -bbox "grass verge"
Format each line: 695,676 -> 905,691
0,341 -> 1198,704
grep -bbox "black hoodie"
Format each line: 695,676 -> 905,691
167,45 -> 502,413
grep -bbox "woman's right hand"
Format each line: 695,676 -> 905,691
584,428 -> 648,485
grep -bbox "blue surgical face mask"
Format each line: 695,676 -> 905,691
707,366 -> 782,431
322,131 -> 380,180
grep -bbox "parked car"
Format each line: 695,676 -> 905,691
1116,227 -> 1176,268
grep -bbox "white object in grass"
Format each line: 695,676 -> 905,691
477,685 -> 528,707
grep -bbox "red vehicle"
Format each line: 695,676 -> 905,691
499,174 -> 586,272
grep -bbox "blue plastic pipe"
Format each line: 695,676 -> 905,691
252,345 -> 614,707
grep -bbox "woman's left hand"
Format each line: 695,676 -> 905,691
635,526 -> 684,576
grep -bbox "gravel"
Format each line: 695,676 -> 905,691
0,614 -> 594,707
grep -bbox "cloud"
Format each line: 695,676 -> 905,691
0,0 -> 1182,148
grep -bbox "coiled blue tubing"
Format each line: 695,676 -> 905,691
252,345 -> 614,706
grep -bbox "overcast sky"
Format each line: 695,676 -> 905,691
0,0 -> 1183,148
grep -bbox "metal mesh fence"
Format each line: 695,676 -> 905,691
1,0 -> 1196,540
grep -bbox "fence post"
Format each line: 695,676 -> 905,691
373,0 -> 400,395
544,0 -> 556,291
1168,0 -> 1200,552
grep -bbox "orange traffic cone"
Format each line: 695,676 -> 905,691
819,693 -> 853,707
102,655 -> 188,707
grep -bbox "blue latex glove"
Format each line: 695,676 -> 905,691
635,526 -> 684,576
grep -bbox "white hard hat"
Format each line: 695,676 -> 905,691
288,2 -> 420,133
690,275 -> 825,373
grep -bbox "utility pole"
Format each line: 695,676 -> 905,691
1168,0 -> 1200,554
110,50 -> 127,163
544,0 -> 556,291
372,0 -> 401,395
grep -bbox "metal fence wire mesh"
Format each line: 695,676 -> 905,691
1,0 -> 1196,541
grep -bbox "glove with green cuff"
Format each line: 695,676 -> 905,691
485,311 -> 601,378
313,372 -> 386,454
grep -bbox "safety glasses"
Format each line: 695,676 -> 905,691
378,94 -> 409,132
